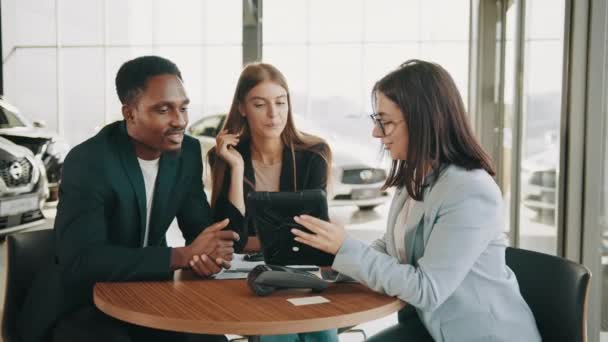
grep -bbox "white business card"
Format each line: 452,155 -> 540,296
287,296 -> 330,306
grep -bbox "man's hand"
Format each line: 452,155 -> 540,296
189,219 -> 239,262
170,219 -> 240,271
189,254 -> 232,278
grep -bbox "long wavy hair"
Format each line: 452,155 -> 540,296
209,62 -> 332,207
374,60 -> 495,201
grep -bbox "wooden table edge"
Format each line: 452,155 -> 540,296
94,284 -> 406,335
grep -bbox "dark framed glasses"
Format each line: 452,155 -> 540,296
369,113 -> 403,137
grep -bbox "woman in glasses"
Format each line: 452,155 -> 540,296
292,60 -> 541,342
201,62 -> 336,342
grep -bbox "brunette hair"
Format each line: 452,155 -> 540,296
374,60 -> 495,201
209,62 -> 331,207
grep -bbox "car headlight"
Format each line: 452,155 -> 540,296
27,155 -> 43,185
46,139 -> 70,162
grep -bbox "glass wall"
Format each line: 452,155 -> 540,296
263,0 -> 470,165
2,0 -> 242,147
517,0 -> 565,255
499,0 -> 565,255
500,0 -> 519,239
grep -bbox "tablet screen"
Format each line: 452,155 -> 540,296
246,190 -> 335,266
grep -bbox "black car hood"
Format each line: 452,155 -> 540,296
0,127 -> 58,140
0,136 -> 34,158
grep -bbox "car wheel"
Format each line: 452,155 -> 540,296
358,205 -> 377,211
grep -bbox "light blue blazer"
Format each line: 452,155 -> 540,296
332,165 -> 541,342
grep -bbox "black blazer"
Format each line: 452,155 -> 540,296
17,121 -> 213,342
209,141 -> 329,252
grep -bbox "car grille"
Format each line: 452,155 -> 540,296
529,170 -> 556,187
0,157 -> 33,187
333,190 -> 389,201
0,208 -> 44,230
341,168 -> 386,184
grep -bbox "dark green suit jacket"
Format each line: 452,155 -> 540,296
17,121 -> 214,342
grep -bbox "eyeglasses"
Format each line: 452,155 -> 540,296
369,113 -> 404,137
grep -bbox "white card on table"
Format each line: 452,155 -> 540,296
287,296 -> 330,306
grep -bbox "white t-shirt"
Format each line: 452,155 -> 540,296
137,157 -> 160,247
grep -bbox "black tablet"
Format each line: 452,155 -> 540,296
246,189 -> 335,266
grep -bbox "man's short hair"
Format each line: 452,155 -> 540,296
115,55 -> 183,105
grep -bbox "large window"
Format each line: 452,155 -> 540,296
263,0 -> 470,165
499,0 -> 565,255
2,0 -> 242,147
517,0 -> 565,254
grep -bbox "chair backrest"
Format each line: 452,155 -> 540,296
506,247 -> 591,342
2,229 -> 55,342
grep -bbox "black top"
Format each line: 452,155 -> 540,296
209,140 -> 329,252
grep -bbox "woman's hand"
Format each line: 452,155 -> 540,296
291,215 -> 346,255
216,129 -> 244,169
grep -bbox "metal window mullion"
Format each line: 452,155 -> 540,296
509,0 -> 526,248
560,0 -> 587,262
243,0 -> 262,65
305,0 -> 311,117
55,0 -> 63,137
0,0 -> 3,96
102,0 -> 108,125
582,0 -> 608,339
495,0 -> 507,193
469,0 -> 499,167
201,0 -> 208,115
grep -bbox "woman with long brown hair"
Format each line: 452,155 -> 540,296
205,62 -> 336,342
292,60 -> 541,342
207,62 -> 331,254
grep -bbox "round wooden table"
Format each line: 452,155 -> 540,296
94,271 -> 405,339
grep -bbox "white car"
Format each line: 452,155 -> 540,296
0,136 -> 48,236
0,97 -> 70,200
188,114 -> 390,211
521,147 -> 557,223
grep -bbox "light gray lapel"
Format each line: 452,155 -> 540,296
404,200 -> 425,263
386,187 -> 409,258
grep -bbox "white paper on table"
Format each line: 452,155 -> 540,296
287,296 -> 331,306
213,254 -> 264,280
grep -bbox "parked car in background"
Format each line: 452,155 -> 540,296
0,97 -> 70,200
521,148 -> 557,224
520,140 -> 608,256
188,114 -> 390,211
0,136 -> 47,236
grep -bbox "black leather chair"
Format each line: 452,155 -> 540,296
506,247 -> 591,342
366,305 -> 433,342
2,229 -> 55,342
367,247 -> 592,342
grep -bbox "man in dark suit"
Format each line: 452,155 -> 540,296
17,56 -> 239,342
